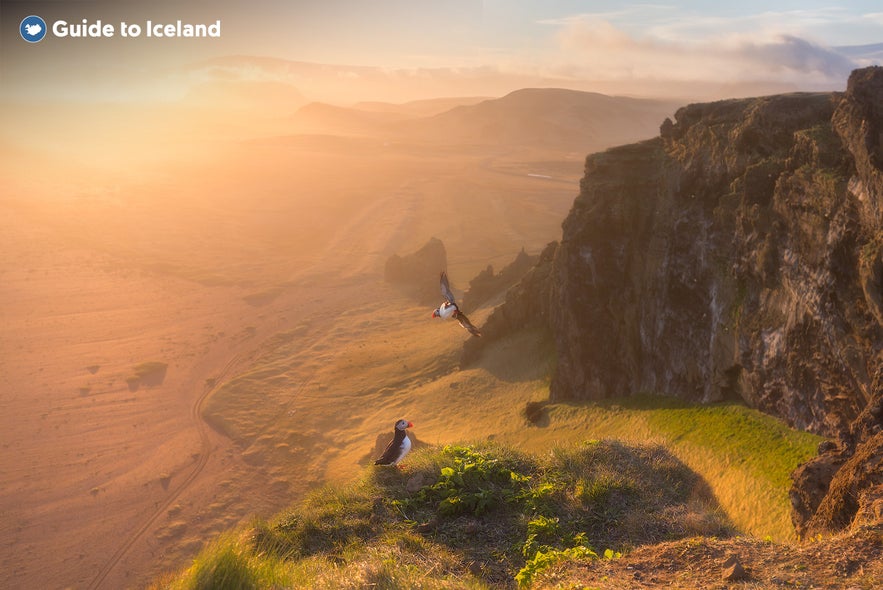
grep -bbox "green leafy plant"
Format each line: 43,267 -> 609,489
521,515 -> 560,557
520,480 -> 561,515
515,546 -> 598,588
408,445 -> 529,517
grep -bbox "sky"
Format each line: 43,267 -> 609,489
1,1 -> 882,104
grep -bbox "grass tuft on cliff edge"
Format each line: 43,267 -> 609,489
153,440 -> 734,589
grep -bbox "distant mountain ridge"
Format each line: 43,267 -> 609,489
181,54 -> 881,104
291,102 -> 410,134
354,96 -> 490,116
291,87 -> 678,151
402,88 -> 679,150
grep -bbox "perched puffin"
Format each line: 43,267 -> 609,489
374,419 -> 414,466
432,272 -> 481,337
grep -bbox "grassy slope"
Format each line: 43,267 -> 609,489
200,287 -> 820,541
154,440 -> 735,589
155,295 -> 830,587
525,396 -> 821,541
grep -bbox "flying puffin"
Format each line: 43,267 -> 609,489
374,419 -> 414,466
432,272 -> 481,337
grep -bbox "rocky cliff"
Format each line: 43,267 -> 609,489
384,237 -> 448,304
460,248 -> 538,312
471,67 -> 883,535
551,85 -> 881,433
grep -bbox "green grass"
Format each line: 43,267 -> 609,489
159,534 -> 299,590
646,399 -> 821,541
635,396 -> 819,489
536,395 -> 822,541
523,396 -> 821,542
155,440 -> 734,589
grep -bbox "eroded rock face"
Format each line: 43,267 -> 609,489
785,68 -> 883,537
549,70 -> 882,442
791,366 -> 883,537
384,237 -> 448,304
471,67 -> 883,535
460,248 -> 537,312
460,242 -> 556,366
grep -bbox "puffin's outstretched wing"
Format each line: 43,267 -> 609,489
454,310 -> 482,337
439,271 -> 456,305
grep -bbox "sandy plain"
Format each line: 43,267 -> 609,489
0,113 -> 589,589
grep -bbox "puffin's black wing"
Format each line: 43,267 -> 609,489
454,310 -> 481,337
374,429 -> 405,465
439,272 -> 456,305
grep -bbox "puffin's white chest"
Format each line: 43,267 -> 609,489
394,434 -> 412,464
437,302 -> 457,320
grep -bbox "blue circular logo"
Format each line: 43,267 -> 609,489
20,15 -> 48,43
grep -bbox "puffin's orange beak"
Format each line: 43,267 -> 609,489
431,310 -> 438,318
407,422 -> 414,428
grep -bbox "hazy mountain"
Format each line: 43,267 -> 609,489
285,88 -> 679,152
183,79 -> 306,111
180,55 -> 863,107
398,88 -> 680,151
353,96 -> 490,117
181,55 -> 585,105
290,102 -> 410,134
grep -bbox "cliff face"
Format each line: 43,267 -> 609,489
461,242 -> 556,366
550,70 -> 882,441
471,67 -> 883,536
384,237 -> 448,304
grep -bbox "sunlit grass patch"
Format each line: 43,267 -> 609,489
160,534 -> 294,590
538,395 -> 823,541
619,395 -> 820,541
157,440 -> 729,589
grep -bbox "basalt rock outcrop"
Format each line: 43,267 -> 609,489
384,237 -> 448,304
461,242 -> 556,366
460,248 -> 537,312
790,367 -> 883,537
470,67 -> 883,535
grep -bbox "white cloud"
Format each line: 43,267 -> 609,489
550,14 -> 860,86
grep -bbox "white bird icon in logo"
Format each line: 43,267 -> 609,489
24,23 -> 42,36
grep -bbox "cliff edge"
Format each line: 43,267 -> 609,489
473,67 -> 883,536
